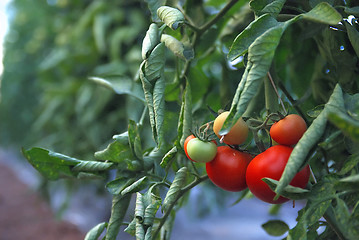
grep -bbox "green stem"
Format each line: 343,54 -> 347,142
152,174 -> 209,239
278,81 -> 309,124
198,0 -> 239,35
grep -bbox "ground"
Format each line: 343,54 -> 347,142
0,161 -> 85,240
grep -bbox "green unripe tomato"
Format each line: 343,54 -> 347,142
186,138 -> 217,163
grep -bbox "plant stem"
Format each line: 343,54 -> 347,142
198,0 -> 239,34
152,174 -> 209,239
267,72 -> 287,115
278,81 -> 309,124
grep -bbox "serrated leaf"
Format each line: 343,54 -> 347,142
228,14 -> 279,61
262,220 -> 289,236
157,6 -> 185,30
160,34 -> 194,60
162,167 -> 187,212
22,147 -> 81,180
302,2 -> 342,25
328,111 -> 359,143
142,23 -> 160,60
275,85 -> 344,196
105,194 -> 131,240
85,222 -> 107,240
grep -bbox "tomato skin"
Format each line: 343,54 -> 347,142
186,138 -> 217,163
213,111 -> 249,145
246,145 -> 310,204
270,114 -> 307,146
184,135 -> 196,162
206,146 -> 252,192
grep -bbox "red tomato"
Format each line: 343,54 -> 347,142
270,114 -> 307,146
246,145 -> 310,204
184,135 -> 196,162
206,146 -> 252,192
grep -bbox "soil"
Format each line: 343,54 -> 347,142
0,162 -> 85,240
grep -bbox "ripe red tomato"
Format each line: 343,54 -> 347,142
206,146 -> 252,192
270,114 -> 307,146
246,145 -> 310,204
184,135 -> 196,162
186,138 -> 217,163
213,111 -> 249,145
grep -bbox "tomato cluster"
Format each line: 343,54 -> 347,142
183,112 -> 311,204
246,114 -> 310,204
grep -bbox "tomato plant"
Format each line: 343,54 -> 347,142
206,146 -> 252,192
270,114 -> 307,146
186,138 -> 217,163
213,111 -> 249,145
246,145 -> 310,204
11,0 -> 359,239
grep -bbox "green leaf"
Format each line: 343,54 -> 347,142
143,193 -> 162,226
301,2 -> 342,25
105,194 -> 132,240
157,6 -> 185,30
338,153 -> 359,175
250,0 -> 286,17
88,76 -> 145,103
93,14 -> 108,54
345,21 -> 359,58
72,160 -> 114,172
121,176 -> 149,195
228,14 -> 279,61
94,133 -> 134,164
344,6 -> 359,17
328,111 -> 359,143
160,146 -> 178,168
178,80 -> 193,148
128,120 -> 144,161
22,147 -> 80,180
106,177 -> 135,195
124,218 -> 136,236
262,220 -> 289,237
275,85 -> 344,196
160,34 -> 194,60
142,23 -> 160,60
85,222 -> 107,240
221,18 -> 296,136
145,0 -> 166,22
162,167 -> 188,212
340,174 -> 359,183
144,43 -> 166,82
262,178 -> 310,200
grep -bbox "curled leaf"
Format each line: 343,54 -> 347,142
160,34 -> 194,60
162,167 -> 188,212
142,23 -> 160,60
157,6 -> 185,30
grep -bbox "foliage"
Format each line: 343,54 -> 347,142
3,0 -> 359,239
